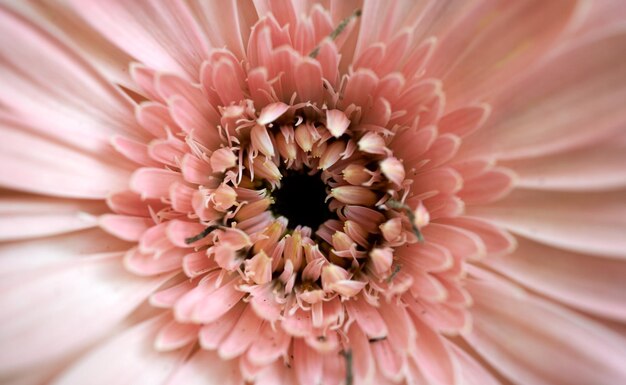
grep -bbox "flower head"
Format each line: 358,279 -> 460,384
1,1 -> 626,385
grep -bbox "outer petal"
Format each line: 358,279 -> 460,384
52,315 -> 189,385
500,134 -> 626,191
5,0 -> 135,90
466,276 -> 626,385
467,189 -> 626,258
461,26 -> 626,160
486,237 -> 626,322
0,7 -> 143,153
166,349 -> 243,385
70,0 -> 208,78
0,116 -> 132,199
0,195 -> 107,241
0,228 -> 130,274
0,254 -> 171,373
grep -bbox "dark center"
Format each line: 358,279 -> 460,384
272,170 -> 332,230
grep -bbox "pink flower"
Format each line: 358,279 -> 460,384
1,1 -> 625,384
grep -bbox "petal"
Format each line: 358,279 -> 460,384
457,168 -> 517,205
0,7 -> 142,154
70,0 -> 208,78
0,228 -> 130,275
486,237 -> 626,322
430,1 -> 580,106
466,276 -> 626,385
186,0 -> 257,60
0,195 -> 106,241
501,134 -> 626,191
467,189 -> 626,258
166,349 -> 243,385
461,26 -> 626,160
53,315 -> 189,385
0,115 -> 132,199
130,168 -> 184,200
345,298 -> 388,339
99,214 -> 154,242
410,313 -> 459,385
448,343 -> 502,385
0,254 -> 171,373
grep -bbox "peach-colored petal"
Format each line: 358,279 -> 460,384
468,189 -> 626,258
0,254 -> 171,373
466,276 -> 626,385
461,26 -> 626,160
166,349 -> 244,385
501,134 -> 626,191
70,0 -> 208,78
99,214 -> 154,242
0,196 -> 105,241
53,315 -> 189,385
487,237 -> 626,322
0,115 -> 132,199
0,7 -> 143,153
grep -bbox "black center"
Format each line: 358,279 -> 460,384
272,170 -> 332,230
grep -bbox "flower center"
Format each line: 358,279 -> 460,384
271,169 -> 332,230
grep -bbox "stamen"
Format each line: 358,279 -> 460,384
309,9 -> 362,58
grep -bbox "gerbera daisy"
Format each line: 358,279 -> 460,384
1,1 -> 625,384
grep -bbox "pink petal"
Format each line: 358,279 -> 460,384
438,217 -> 517,257
0,254 -> 171,373
295,58 -> 324,105
293,339 -> 323,385
0,8 -> 142,154
345,298 -> 388,339
501,134 -> 626,191
419,134 -> 462,170
198,302 -> 246,350
53,315 -> 189,385
448,343 -> 502,385
154,319 -> 200,352
257,102 -> 290,125
438,105 -> 491,138
70,0 -> 208,78
371,339 -> 404,382
0,228 -> 129,275
466,277 -> 626,385
107,190 -> 166,217
111,135 -> 161,167
458,168 -> 517,205
461,27 -> 626,160
191,277 -> 246,323
186,0 -> 257,60
166,349 -> 244,385
135,102 -> 175,139
467,189 -> 626,258
218,305 -> 263,360
326,109 -> 350,138
411,168 -> 463,196
487,237 -> 626,322
0,115 -> 132,199
130,168 -> 184,200
0,195 -> 105,241
410,313 -> 459,385
99,214 -> 154,242
422,223 -> 487,261
431,0 -> 579,107
246,323 -> 291,367
124,247 -> 186,276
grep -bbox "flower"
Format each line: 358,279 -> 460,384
1,1 -> 626,384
